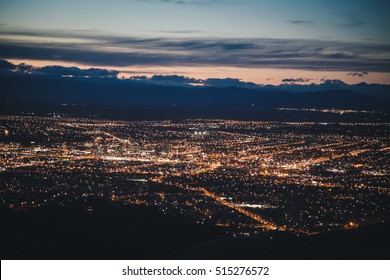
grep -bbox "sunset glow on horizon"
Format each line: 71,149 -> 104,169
6,58 -> 390,86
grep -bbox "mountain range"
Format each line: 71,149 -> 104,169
1,60 -> 389,120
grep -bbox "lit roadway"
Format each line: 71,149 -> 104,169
151,176 -> 317,235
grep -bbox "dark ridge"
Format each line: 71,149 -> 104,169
2,203 -> 388,260
1,74 -> 389,122
1,202 -> 225,260
175,222 -> 390,260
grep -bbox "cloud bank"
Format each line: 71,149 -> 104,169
0,29 -> 389,72
1,59 -> 260,88
2,59 -> 390,99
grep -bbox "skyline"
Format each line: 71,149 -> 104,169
1,0 -> 390,84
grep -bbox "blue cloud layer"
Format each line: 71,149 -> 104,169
0,29 -> 389,72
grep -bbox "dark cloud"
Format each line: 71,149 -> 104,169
3,60 -> 390,94
287,20 -> 313,25
0,59 -> 16,70
282,78 -> 311,83
348,71 -> 368,78
0,60 -> 118,78
322,51 -> 355,59
150,75 -> 199,82
0,30 -> 389,72
129,75 -> 202,86
0,43 -> 177,67
203,78 -> 259,88
19,63 -> 34,71
321,79 -> 346,85
220,42 -> 255,50
38,66 -> 118,78
129,75 -> 148,80
129,75 -> 259,88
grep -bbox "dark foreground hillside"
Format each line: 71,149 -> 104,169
176,222 -> 390,260
2,203 -> 389,260
1,203 -> 224,260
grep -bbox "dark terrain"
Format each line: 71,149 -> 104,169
1,73 -> 389,121
2,203 -> 389,260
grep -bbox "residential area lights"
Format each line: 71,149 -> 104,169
1,115 -> 389,236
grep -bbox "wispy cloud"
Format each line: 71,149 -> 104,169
287,20 -> 313,25
0,29 -> 389,72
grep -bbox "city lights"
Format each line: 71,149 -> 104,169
1,115 -> 389,236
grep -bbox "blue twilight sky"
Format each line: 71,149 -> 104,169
0,0 -> 390,84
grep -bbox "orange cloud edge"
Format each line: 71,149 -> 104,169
6,58 -> 390,86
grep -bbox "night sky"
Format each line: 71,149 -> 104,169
1,0 -> 389,84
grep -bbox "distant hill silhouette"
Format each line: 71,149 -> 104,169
1,72 -> 389,121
